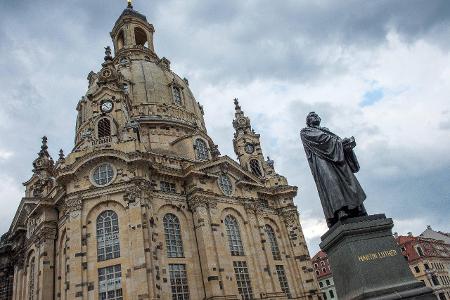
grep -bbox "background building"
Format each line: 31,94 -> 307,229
396,226 -> 450,300
0,4 -> 321,300
312,251 -> 337,300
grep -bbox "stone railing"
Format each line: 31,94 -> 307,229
134,103 -> 201,127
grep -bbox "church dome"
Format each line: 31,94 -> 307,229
74,5 -> 211,159
85,56 -> 206,131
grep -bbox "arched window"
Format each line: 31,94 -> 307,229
97,118 -> 111,138
163,213 -> 184,258
97,210 -> 120,261
134,27 -> 148,47
225,215 -> 244,256
249,159 -> 263,177
172,86 -> 182,105
28,257 -> 35,300
117,30 -> 124,50
265,225 -> 281,260
194,138 -> 208,161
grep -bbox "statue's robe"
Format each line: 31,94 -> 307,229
300,126 -> 366,221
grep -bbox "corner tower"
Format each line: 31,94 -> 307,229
233,98 -> 288,187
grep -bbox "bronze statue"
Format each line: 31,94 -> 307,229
300,112 -> 367,227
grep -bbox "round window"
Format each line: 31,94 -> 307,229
92,163 -> 115,186
218,174 -> 233,196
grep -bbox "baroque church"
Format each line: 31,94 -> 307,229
0,3 -> 320,300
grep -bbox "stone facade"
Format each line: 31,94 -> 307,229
0,4 -> 320,300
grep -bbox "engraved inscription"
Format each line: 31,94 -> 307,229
358,249 -> 397,262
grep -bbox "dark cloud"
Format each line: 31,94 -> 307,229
149,0 -> 450,83
0,0 -> 449,252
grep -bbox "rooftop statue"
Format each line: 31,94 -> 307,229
300,112 -> 367,227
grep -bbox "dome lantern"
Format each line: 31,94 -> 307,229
110,3 -> 155,56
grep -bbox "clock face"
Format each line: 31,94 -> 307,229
102,69 -> 112,78
101,100 -> 113,113
244,143 -> 255,154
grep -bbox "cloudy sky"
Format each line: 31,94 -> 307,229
0,0 -> 449,254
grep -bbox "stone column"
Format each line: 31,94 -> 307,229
188,195 -> 222,299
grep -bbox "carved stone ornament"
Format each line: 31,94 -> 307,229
124,185 -> 141,205
65,195 -> 83,218
278,206 -> 299,228
14,253 -> 25,270
124,179 -> 153,205
32,178 -> 50,197
243,201 -> 263,215
210,144 -> 221,158
81,128 -> 93,140
219,163 -> 229,174
36,226 -> 57,243
187,196 -> 216,212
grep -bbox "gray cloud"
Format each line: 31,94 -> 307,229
0,1 -> 449,255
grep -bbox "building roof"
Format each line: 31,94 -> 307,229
312,250 -> 327,261
115,7 -> 147,28
312,250 -> 333,279
420,225 -> 450,244
396,228 -> 450,263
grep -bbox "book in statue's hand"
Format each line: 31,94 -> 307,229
343,136 -> 356,149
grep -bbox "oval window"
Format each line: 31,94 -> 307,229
92,164 -> 115,186
218,174 -> 233,196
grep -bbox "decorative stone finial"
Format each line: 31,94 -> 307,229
59,149 -> 65,160
266,156 -> 274,169
232,98 -> 251,132
234,98 -> 241,111
40,136 -> 48,154
33,136 -> 54,173
127,0 -> 133,9
104,46 -> 112,61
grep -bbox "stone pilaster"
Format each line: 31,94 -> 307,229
123,180 -> 154,299
36,226 -> 57,300
278,205 -> 320,299
187,195 -> 222,299
243,201 -> 270,297
65,197 -> 84,299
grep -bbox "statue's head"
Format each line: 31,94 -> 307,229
306,112 -> 321,127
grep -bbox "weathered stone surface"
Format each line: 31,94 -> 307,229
320,214 -> 435,300
0,4 -> 321,300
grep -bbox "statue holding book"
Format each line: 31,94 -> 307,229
300,112 -> 367,227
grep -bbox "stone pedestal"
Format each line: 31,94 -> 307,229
320,214 -> 435,300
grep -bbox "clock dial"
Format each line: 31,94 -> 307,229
101,101 -> 113,113
102,69 -> 112,77
244,143 -> 255,154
